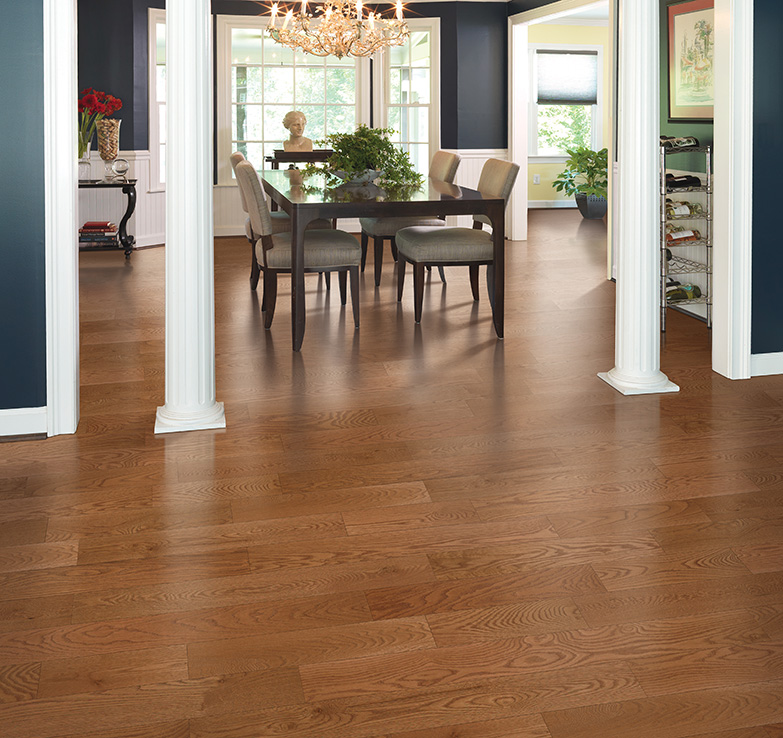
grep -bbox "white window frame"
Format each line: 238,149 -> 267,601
215,14 -> 371,186
148,7 -> 166,192
373,17 -> 441,173
528,42 -> 603,162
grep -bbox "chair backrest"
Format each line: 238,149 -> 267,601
428,150 -> 461,184
235,160 -> 274,238
230,151 -> 249,213
474,158 -> 520,227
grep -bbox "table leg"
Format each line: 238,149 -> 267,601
291,212 -> 308,351
119,183 -> 137,259
489,201 -> 505,339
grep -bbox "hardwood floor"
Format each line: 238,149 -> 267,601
2,209 -> 783,737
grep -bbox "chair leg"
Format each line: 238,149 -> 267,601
469,264 -> 480,301
324,272 -> 331,290
397,255 -> 406,301
360,231 -> 368,272
349,266 -> 360,328
374,237 -> 384,286
413,262 -> 425,324
338,270 -> 348,305
263,271 -> 278,330
249,244 -> 261,291
437,266 -> 447,284
390,237 -> 398,262
486,263 -> 495,309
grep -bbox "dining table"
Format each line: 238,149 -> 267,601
258,169 -> 507,351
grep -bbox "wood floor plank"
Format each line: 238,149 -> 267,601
71,555 -> 434,624
426,536 -> 663,580
426,598 -> 588,646
75,513 -> 346,565
37,645 -> 188,698
187,616 -> 435,678
650,518 -> 783,555
299,609 -> 773,702
0,667 -> 303,738
341,501 -> 480,536
0,595 -> 74,635
47,720 -> 190,738
0,592 -> 370,663
366,565 -> 606,620
541,680 -> 783,738
574,571 -> 783,627
189,662 -> 642,738
230,482 -> 432,523
383,714 -> 552,738
0,543 -> 78,574
246,519 -> 558,573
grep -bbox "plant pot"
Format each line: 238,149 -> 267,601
575,193 -> 607,220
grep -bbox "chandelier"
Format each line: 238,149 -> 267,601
267,0 -> 409,58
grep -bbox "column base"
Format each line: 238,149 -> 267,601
154,402 -> 226,434
597,368 -> 680,396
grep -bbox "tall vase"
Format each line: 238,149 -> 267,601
96,118 -> 121,181
78,139 -> 92,181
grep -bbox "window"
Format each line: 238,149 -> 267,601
148,8 -> 166,190
529,44 -> 602,158
216,16 -> 369,184
375,19 -> 440,176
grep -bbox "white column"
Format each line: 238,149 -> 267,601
598,0 -> 679,396
44,0 -> 80,435
155,0 -> 225,433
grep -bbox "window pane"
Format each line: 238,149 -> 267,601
325,105 -> 355,135
410,69 -> 429,104
156,65 -> 166,104
242,142 -> 265,167
264,66 -> 293,103
263,35 -> 294,65
326,68 -> 355,105
408,107 -> 428,142
233,66 -> 262,103
264,105 -> 289,146
158,104 -> 166,144
298,105 -> 325,140
232,27 -> 263,64
234,104 -> 264,141
389,40 -> 410,67
537,104 -> 593,155
409,143 -> 429,175
387,108 -> 403,140
159,144 -> 166,184
410,32 -> 430,66
155,23 -> 166,64
296,67 -> 325,104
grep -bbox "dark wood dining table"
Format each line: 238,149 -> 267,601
258,169 -> 507,351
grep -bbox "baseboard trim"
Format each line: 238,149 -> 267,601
750,352 -> 783,377
135,234 -> 165,248
528,201 -> 577,209
0,407 -> 47,437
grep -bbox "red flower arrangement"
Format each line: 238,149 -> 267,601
78,88 -> 122,158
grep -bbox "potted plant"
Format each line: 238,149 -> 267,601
552,146 -> 608,219
303,125 -> 424,190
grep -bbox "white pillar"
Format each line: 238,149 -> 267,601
598,0 -> 679,396
155,0 -> 225,433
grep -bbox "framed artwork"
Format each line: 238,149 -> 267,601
667,0 -> 714,121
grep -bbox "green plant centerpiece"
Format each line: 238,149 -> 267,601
552,146 -> 608,219
303,125 -> 424,194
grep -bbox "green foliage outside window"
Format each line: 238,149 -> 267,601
537,104 -> 592,155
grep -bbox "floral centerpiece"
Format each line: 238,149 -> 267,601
303,125 -> 424,190
78,88 -> 122,159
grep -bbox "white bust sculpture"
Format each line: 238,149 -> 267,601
282,110 -> 313,152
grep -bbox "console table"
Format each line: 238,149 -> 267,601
264,149 -> 333,170
78,179 -> 137,259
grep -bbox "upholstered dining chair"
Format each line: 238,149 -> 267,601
359,150 -> 461,287
234,159 -> 361,331
231,152 -> 333,299
395,157 -> 520,324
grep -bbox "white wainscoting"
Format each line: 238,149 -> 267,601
0,407 -> 47,437
78,150 -> 165,248
751,352 -> 783,377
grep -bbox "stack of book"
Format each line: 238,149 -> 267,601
79,221 -> 118,248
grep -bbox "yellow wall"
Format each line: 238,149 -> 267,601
526,23 -> 611,204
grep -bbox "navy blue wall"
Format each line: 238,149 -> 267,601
79,0 -> 509,152
752,0 -> 783,354
0,3 -> 47,411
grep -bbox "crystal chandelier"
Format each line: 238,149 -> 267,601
267,0 -> 409,59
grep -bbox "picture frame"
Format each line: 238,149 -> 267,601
667,0 -> 714,121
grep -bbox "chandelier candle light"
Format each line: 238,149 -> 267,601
267,0 -> 408,58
